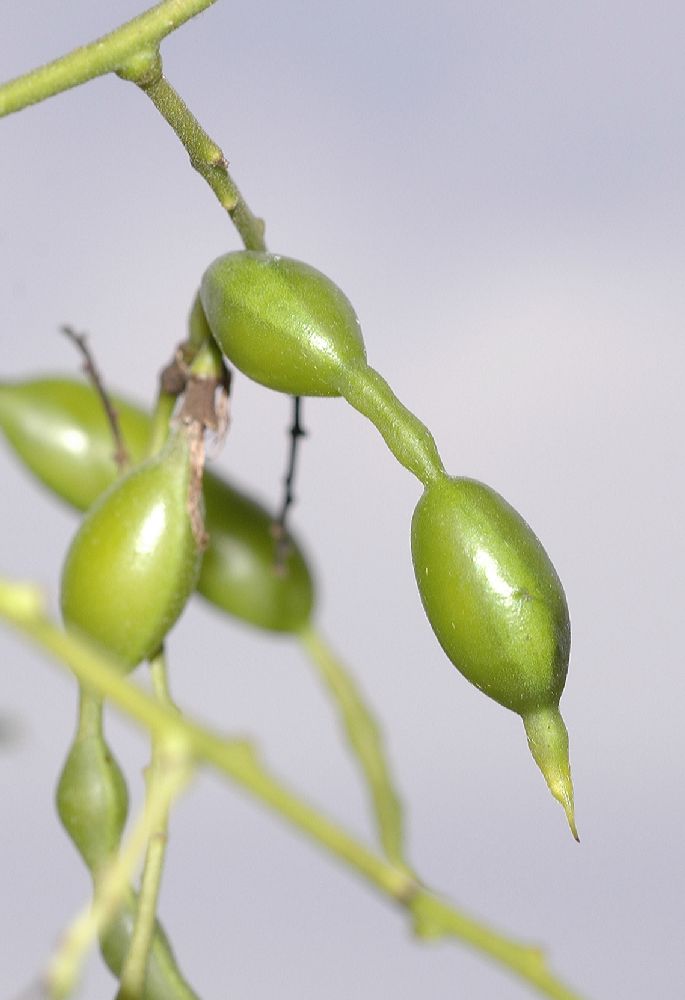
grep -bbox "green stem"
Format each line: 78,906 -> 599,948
337,364 -> 444,486
0,1 -> 264,250
187,294 -> 214,354
128,70 -> 266,251
0,581 -> 588,1000
298,624 -> 408,870
146,390 -> 177,458
409,892 -> 584,1000
0,0 -> 218,118
116,651 -> 177,1000
77,686 -> 103,739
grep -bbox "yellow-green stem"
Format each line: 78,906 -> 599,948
0,0 -> 218,117
298,623 -> 407,870
337,364 -> 445,486
77,686 -> 103,739
116,651 -> 177,1000
130,71 -> 266,251
146,391 -> 177,458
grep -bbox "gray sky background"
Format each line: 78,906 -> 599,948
1,3 -> 684,998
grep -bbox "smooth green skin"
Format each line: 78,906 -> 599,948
201,473 -> 314,631
411,476 -> 570,714
197,255 -> 443,483
57,727 -> 129,874
60,431 -> 202,670
200,251 -> 367,396
56,697 -> 197,1000
0,379 -> 150,509
412,475 -> 577,836
0,377 -> 314,632
336,363 -> 445,485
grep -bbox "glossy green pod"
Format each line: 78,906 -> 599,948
1,376 -> 315,633
411,475 -> 577,837
56,697 -> 129,873
0,378 -> 149,509
200,251 -> 367,396
60,430 -> 203,670
56,691 -> 198,1000
200,473 -> 314,631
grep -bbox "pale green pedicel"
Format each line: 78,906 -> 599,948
335,362 -> 444,484
298,625 -> 408,870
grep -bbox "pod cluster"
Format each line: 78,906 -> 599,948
0,378 -> 315,636
1,250 -> 577,836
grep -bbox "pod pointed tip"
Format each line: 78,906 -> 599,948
552,778 -> 579,842
522,706 -> 579,841
564,797 -> 580,843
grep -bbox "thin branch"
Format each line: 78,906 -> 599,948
298,624 -> 407,870
128,69 -> 266,251
272,395 -> 306,569
116,650 -> 178,1000
61,325 -> 129,472
0,0 -> 218,118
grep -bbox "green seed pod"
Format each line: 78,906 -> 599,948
411,475 -> 577,838
200,473 -> 314,631
56,690 -> 198,998
56,695 -> 129,873
0,376 -> 316,633
200,251 -> 367,396
60,429 -> 203,670
0,378 -> 149,509
100,889 -> 199,1000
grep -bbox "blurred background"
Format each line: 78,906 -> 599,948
1,2 -> 683,997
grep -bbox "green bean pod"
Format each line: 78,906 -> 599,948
0,376 -> 315,633
201,473 -> 314,631
57,691 -> 198,1000
60,429 -> 203,669
411,475 -> 577,838
197,253 -> 444,485
0,378 -> 150,509
57,692 -> 129,875
200,251 -> 367,396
